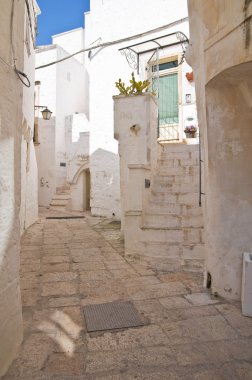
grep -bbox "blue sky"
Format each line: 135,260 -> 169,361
36,0 -> 90,46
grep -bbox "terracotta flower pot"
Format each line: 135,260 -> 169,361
186,72 -> 194,82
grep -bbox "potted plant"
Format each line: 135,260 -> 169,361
184,125 -> 197,138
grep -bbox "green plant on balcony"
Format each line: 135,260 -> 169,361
115,72 -> 152,95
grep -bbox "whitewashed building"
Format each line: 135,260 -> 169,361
34,0 -> 203,270
35,28 -> 90,212
35,0 -> 198,220
83,0 -> 204,271
85,0 -> 198,219
34,0 -> 203,272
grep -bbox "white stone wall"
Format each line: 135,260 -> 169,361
20,135 -> 39,231
55,46 -> 86,187
35,46 -> 57,114
20,1 -> 39,232
35,47 -> 57,205
187,0 -> 252,299
0,0 -> 39,375
66,114 -> 90,184
85,0 -> 195,219
52,28 -> 85,64
36,118 -> 56,207
24,143 -> 39,227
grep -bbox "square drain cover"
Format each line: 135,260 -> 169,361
83,301 -> 144,332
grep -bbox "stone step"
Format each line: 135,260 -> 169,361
52,194 -> 71,201
140,226 -> 204,245
182,205 -> 203,218
137,240 -> 205,259
148,201 -> 182,214
154,174 -> 199,185
143,213 -> 181,228
157,166 -> 199,176
181,244 -> 205,259
50,199 -> 70,206
56,185 -> 71,192
152,182 -> 199,193
143,213 -> 203,229
161,143 -> 199,153
149,193 -> 177,203
148,256 -> 204,273
157,159 -> 199,172
157,158 -> 180,168
149,192 -> 199,205
157,166 -> 186,176
49,205 -> 67,211
181,258 -> 205,272
148,197 -> 200,212
146,203 -> 202,217
157,157 -> 199,167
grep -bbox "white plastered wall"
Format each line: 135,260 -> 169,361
187,0 -> 252,299
66,114 -> 90,184
35,47 -> 57,205
36,118 -> 56,207
0,0 -> 26,375
0,0 -> 40,374
52,28 -> 85,64
20,3 -> 39,232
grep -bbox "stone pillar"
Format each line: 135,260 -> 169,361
113,93 -> 158,253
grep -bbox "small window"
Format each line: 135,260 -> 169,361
152,60 -> 178,72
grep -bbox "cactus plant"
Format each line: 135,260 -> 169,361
115,72 -> 151,95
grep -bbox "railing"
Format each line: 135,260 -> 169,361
157,123 -> 180,141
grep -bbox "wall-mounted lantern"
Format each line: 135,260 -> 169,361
34,105 -> 52,120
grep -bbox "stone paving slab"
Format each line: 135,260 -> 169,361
2,209 -> 252,379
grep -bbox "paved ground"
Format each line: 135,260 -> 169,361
3,209 -> 252,380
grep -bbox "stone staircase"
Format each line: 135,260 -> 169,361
139,143 -> 205,271
49,185 -> 71,212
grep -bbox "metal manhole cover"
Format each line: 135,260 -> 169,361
83,301 -> 144,332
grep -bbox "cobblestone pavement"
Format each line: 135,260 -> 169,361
3,209 -> 252,380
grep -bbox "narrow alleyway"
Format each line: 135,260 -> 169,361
3,209 -> 252,380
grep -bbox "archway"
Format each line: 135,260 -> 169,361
204,61 -> 252,298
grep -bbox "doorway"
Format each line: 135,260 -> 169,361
71,168 -> 91,211
84,169 -> 91,210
